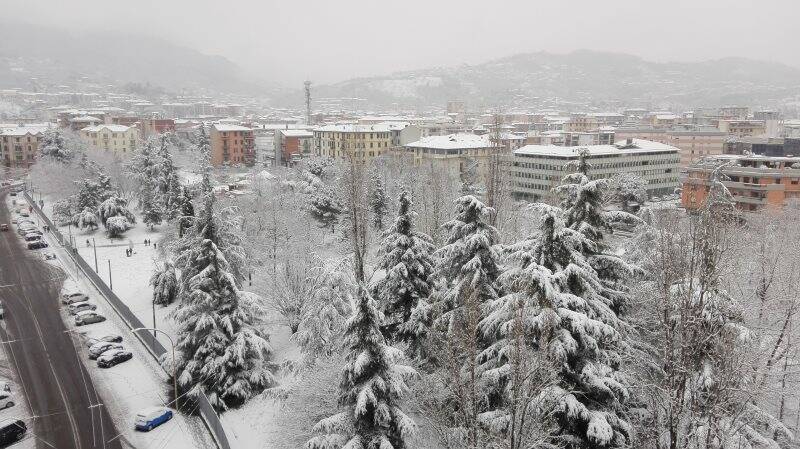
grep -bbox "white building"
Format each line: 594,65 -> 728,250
509,138 -> 680,201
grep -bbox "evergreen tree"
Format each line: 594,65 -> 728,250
308,185 -> 343,232
74,179 -> 103,213
140,175 -> 163,229
96,171 -> 116,202
157,134 -> 182,218
371,189 -> 434,352
97,196 -> 136,227
73,208 -> 99,231
307,287 -> 416,449
151,262 -> 178,306
173,238 -> 276,411
38,129 -> 73,162
480,206 -> 632,447
435,195 -> 502,335
369,171 -> 390,231
173,186 -> 195,237
124,138 -> 160,205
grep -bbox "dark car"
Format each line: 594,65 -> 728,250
0,420 -> 26,445
26,240 -> 48,250
85,334 -> 123,348
0,224 -> 8,231
97,349 -> 133,368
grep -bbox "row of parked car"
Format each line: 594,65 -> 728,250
62,291 -> 174,432
4,209 -> 48,250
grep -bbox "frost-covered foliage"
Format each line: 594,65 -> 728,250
38,129 -> 79,163
307,185 -> 343,231
305,156 -> 334,179
150,262 -> 178,306
124,138 -> 161,205
172,186 -> 195,235
484,206 -> 632,447
369,171 -> 390,231
434,195 -> 502,336
52,198 -> 74,226
609,172 -> 647,212
292,256 -> 355,369
97,196 -> 136,227
307,287 -> 416,449
140,174 -> 163,229
74,179 -> 103,213
173,238 -> 276,411
156,134 -> 183,219
105,215 -> 132,238
371,189 -> 434,353
73,208 -> 99,231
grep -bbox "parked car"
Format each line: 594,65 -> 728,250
23,234 -> 41,243
26,241 -> 47,250
62,293 -> 89,305
97,349 -> 133,368
0,301 -> 4,319
68,301 -> 97,315
8,191 -> 16,197
0,420 -> 25,445
16,226 -> 35,236
134,407 -> 173,432
88,342 -> 123,360
23,230 -> 42,237
18,211 -> 28,218
75,311 -> 105,326
0,392 -> 15,410
0,224 -> 7,231
0,380 -> 11,393
85,334 -> 123,348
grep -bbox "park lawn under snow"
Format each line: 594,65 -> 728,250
39,194 -> 310,448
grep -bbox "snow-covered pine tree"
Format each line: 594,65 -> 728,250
371,189 -> 434,351
73,208 -> 99,231
173,186 -> 195,237
140,174 -> 163,229
95,171 -> 116,202
435,195 -> 502,336
124,138 -> 161,205
74,179 -> 103,213
38,129 -> 73,163
308,185 -> 343,232
105,216 -> 132,238
369,171 -> 390,231
307,286 -> 416,449
52,198 -> 74,226
151,262 -> 178,305
157,134 -> 182,218
97,196 -> 136,227
480,205 -> 632,448
609,173 -> 647,213
173,238 -> 276,411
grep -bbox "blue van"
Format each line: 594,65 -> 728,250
134,407 -> 173,431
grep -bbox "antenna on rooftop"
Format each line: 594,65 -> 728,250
304,81 -> 312,126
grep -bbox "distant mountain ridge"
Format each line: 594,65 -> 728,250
306,50 -> 800,109
0,21 -> 257,95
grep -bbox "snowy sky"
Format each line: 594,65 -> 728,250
6,0 -> 799,86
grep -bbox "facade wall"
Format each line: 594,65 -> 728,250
210,126 -> 255,166
81,126 -> 139,156
314,129 -> 394,161
0,132 -> 40,168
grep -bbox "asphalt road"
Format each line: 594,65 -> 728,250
0,191 -> 124,449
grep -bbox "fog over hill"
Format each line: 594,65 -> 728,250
299,50 -> 800,110
0,21 -> 259,94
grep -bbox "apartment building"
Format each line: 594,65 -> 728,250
681,155 -> 800,211
140,119 -> 176,138
724,137 -> 800,158
275,129 -> 314,166
398,133 -> 497,178
210,124 -> 255,166
0,127 -> 43,168
616,128 -> 727,166
509,138 -> 680,202
717,119 -> 766,138
80,124 -> 139,156
313,124 -> 395,161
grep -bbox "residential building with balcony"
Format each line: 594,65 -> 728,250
210,124 -> 255,166
0,127 -> 44,169
681,155 -> 800,212
615,128 -> 727,166
717,119 -> 766,138
509,138 -> 680,202
313,124 -> 396,161
80,124 -> 139,156
275,129 -> 314,166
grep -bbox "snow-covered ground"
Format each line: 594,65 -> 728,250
0,330 -> 34,449
23,196 -> 214,449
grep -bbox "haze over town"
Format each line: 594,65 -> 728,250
0,1 -> 799,449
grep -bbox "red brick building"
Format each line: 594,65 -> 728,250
210,124 -> 255,166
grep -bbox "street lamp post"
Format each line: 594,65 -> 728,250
132,328 -> 178,409
92,238 -> 98,273
107,260 -> 112,290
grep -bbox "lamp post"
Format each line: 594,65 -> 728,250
132,328 -> 178,409
92,238 -> 98,272
107,260 -> 112,290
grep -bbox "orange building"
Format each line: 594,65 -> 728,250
210,124 -> 255,166
275,129 -> 313,165
682,155 -> 800,212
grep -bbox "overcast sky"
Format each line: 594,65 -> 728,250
6,0 -> 798,86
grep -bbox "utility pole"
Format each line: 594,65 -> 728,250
304,80 -> 312,126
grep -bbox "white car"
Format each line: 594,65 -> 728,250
0,392 -> 14,410
75,311 -> 106,326
62,292 -> 89,305
68,301 -> 97,315
88,342 -> 123,360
